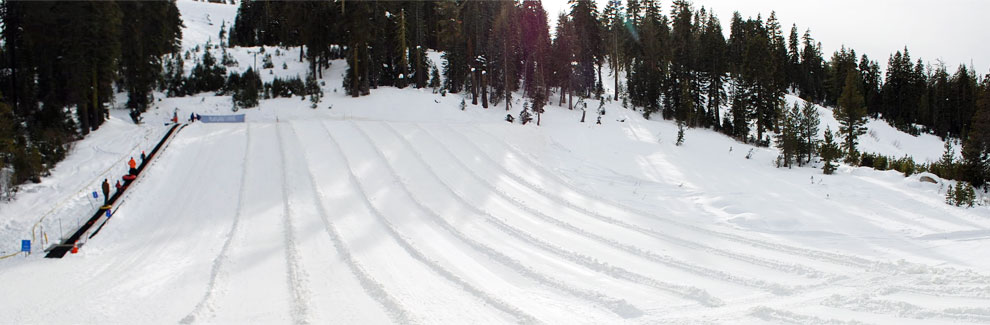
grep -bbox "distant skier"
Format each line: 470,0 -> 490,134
128,157 -> 137,175
171,111 -> 179,124
101,179 -> 110,205
140,151 -> 146,163
189,112 -> 195,122
115,180 -> 123,192
195,113 -> 201,121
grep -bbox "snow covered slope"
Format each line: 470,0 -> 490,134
1,0 -> 988,323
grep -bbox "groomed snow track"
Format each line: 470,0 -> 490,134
6,117 -> 988,324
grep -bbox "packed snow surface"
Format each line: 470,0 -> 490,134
1,1 -> 988,323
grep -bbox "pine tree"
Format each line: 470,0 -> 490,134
820,126 -> 842,174
520,0 -> 551,104
859,55 -> 882,116
960,77 -> 990,187
119,0 -> 182,122
798,101 -> 821,165
787,24 -> 800,91
936,140 -> 957,180
775,102 -> 800,167
233,68 -> 260,108
835,72 -> 868,163
491,1 -> 520,111
628,0 -> 668,118
945,184 -> 956,205
699,13 -> 727,130
306,73 -> 322,108
429,66 -> 441,92
676,121 -> 686,146
799,29 -> 826,103
568,0 -> 602,98
602,0 -> 625,102
343,1 -> 372,97
669,0 -> 699,124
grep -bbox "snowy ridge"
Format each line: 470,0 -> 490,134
410,123 -> 808,296
422,124 -> 833,295
320,121 -> 541,323
290,123 -> 415,325
474,125 -> 982,279
748,306 -> 867,325
355,121 -> 666,315
367,121 -> 720,309
180,124 -> 250,324
275,122 -> 312,323
822,294 -> 990,322
455,125 -> 832,280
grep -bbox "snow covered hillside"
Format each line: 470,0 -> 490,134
1,0 -> 988,323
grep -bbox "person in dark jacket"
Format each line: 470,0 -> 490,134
101,179 -> 110,205
140,151 -> 146,163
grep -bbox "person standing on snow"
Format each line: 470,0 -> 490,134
101,179 -> 110,205
140,151 -> 146,163
128,157 -> 137,175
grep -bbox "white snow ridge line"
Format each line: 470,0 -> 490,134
749,306 -> 867,325
424,125 -> 803,295
470,127 -> 879,270
328,121 -> 540,324
181,123 -> 252,324
357,121 -> 649,319
374,122 -> 714,310
275,122 -> 312,323
822,294 -> 990,323
452,125 -> 831,281
289,121 -> 416,325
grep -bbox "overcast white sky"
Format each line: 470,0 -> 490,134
543,0 -> 990,74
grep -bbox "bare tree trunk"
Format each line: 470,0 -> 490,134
504,43 -> 511,111
614,60 -> 620,101
481,70 -> 489,109
351,46 -> 359,97
472,70 -> 479,105
597,64 -> 603,99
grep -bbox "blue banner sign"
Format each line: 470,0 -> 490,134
200,114 -> 246,123
21,240 -> 30,252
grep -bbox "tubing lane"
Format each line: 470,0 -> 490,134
45,124 -> 184,258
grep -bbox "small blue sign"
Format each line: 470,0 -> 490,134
21,240 -> 30,252
92,191 -> 99,199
